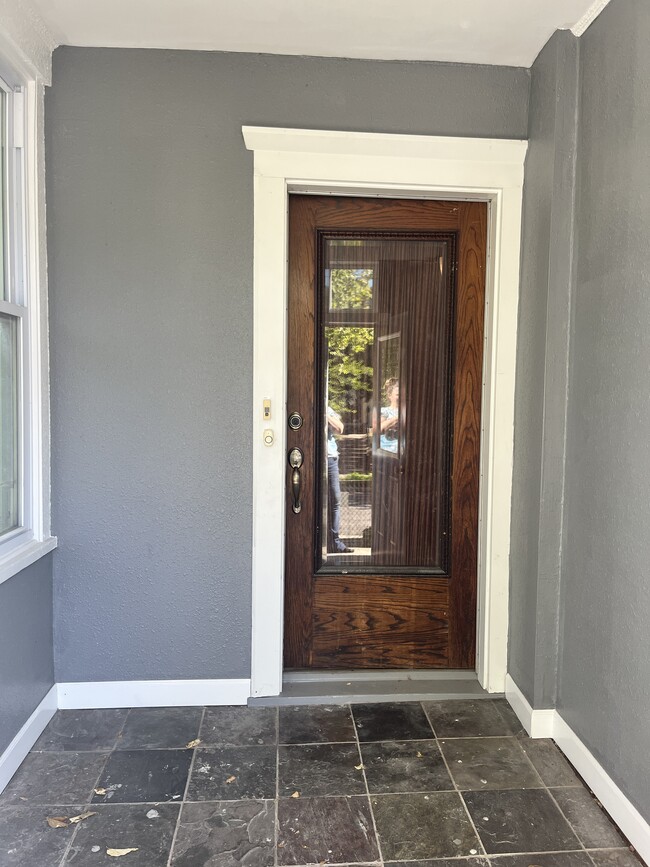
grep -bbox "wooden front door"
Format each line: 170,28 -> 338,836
284,195 -> 486,670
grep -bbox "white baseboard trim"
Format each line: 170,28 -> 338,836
506,674 -> 650,864
0,685 -> 57,794
554,713 -> 650,864
57,679 -> 252,709
505,673 -> 555,737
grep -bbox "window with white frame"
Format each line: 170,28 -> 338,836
0,66 -> 55,580
0,78 -> 24,540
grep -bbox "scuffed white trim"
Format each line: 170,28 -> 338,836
505,673 -> 555,737
506,675 -> 650,863
0,685 -> 56,793
554,714 -> 650,863
57,679 -> 251,709
571,0 -> 613,37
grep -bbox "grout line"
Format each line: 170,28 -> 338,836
57,745 -> 114,866
545,784 -> 602,863
351,703 -> 385,865
165,705 -> 205,867
423,700 -> 488,860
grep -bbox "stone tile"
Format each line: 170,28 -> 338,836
63,803 -> 179,865
371,792 -> 481,860
520,739 -> 582,787
279,705 -> 356,744
360,739 -> 453,794
278,743 -> 366,797
552,788 -> 626,849
439,737 -> 543,790
33,709 -> 129,752
353,703 -> 433,742
492,699 -> 526,736
201,707 -> 277,746
0,804 -> 81,866
277,795 -> 378,865
92,749 -> 192,803
463,789 -> 581,855
490,855 -> 593,866
171,800 -> 274,867
386,861 -> 488,867
423,700 -> 521,738
589,850 -> 644,866
116,707 -> 203,750
0,752 -> 108,805
187,746 -> 276,801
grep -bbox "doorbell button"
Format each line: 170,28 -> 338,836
263,429 -> 274,446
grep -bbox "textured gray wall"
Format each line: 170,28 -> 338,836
509,31 -> 578,707
0,556 -> 54,753
46,48 -> 530,682
559,0 -> 650,820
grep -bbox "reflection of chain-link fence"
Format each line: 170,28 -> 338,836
336,433 -> 372,546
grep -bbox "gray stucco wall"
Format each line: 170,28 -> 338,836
559,0 -> 650,820
46,48 -> 530,682
509,30 -> 578,708
0,555 -> 54,754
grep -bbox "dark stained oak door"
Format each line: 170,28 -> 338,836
284,195 -> 486,670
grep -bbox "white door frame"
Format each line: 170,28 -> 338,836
243,126 -> 527,697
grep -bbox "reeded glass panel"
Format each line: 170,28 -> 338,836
318,234 -> 454,572
0,312 -> 19,535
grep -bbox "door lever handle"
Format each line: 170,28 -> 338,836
288,447 -> 304,514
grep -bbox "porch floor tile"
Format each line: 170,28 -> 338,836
0,699 -> 643,867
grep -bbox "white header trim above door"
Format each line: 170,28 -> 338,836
243,126 -> 527,697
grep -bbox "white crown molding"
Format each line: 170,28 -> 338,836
0,0 -> 58,83
571,0 -> 613,36
56,678 -> 251,709
0,685 -> 57,793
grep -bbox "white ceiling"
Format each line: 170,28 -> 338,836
33,0 -> 607,68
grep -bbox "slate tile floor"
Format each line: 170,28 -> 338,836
0,700 -> 643,867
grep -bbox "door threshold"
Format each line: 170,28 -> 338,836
248,670 -> 497,707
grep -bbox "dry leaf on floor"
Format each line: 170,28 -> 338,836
186,739 -> 201,749
19,797 -> 28,801
291,791 -> 300,798
354,763 -> 364,770
416,751 -> 423,758
46,817 -> 69,829
106,849 -> 139,858
94,788 -> 107,795
225,775 -> 236,784
70,811 -> 97,824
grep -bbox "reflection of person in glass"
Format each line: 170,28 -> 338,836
327,407 -> 354,554
380,378 -> 399,452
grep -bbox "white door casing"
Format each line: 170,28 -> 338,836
243,127 -> 527,697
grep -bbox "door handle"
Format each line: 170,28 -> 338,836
288,447 -> 304,514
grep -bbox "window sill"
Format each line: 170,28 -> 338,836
0,536 -> 58,586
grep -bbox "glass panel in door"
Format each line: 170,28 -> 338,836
318,233 -> 455,573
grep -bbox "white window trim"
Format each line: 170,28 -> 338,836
0,67 -> 56,586
243,126 -> 527,696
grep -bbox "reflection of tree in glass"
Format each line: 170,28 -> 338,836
326,326 -> 374,417
330,268 -> 373,309
326,269 -> 374,418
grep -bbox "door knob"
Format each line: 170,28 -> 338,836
288,447 -> 304,514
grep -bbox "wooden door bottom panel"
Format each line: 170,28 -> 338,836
310,575 -> 449,670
